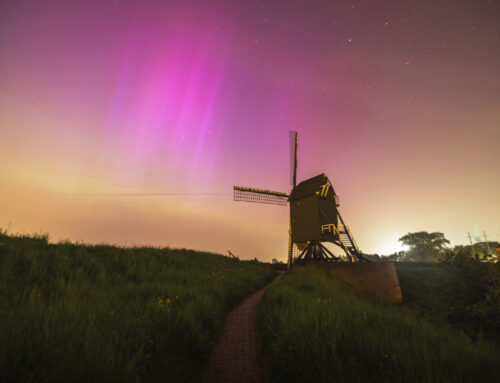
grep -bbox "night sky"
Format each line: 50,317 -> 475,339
1,0 -> 499,261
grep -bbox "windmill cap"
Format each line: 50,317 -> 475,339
288,173 -> 337,201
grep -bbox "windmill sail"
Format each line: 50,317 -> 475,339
233,186 -> 289,206
289,130 -> 298,187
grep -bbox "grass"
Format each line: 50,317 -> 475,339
395,263 -> 448,306
396,262 -> 500,341
396,262 -> 454,325
0,231 -> 275,383
257,265 -> 500,383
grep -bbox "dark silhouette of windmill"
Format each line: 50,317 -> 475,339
233,131 -> 367,268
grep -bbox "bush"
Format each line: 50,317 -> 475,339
396,259 -> 500,341
442,250 -> 500,336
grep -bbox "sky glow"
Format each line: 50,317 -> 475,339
0,0 -> 499,261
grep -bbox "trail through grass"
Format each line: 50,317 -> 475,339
257,265 -> 500,383
0,232 -> 275,383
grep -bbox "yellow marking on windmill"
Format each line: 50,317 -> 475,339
318,181 -> 330,197
321,223 -> 339,235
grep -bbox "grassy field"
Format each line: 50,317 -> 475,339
396,262 -> 500,341
0,231 -> 275,383
257,265 -> 500,383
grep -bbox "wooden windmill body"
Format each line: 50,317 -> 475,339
234,131 -> 366,267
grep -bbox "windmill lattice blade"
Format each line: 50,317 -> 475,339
289,130 -> 298,187
234,186 -> 289,206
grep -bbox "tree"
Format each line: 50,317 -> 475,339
386,251 -> 408,262
442,244 -> 499,263
398,231 -> 450,262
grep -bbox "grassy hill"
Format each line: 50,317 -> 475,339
396,261 -> 500,341
0,231 -> 275,383
4,230 -> 498,382
257,265 -> 500,383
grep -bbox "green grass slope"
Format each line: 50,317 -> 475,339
257,265 -> 499,383
396,262 -> 500,341
0,232 -> 275,383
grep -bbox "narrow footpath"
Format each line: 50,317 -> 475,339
203,271 -> 285,383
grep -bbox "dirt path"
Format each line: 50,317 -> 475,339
203,272 -> 285,383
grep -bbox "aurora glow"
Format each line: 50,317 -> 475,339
1,0 -> 499,260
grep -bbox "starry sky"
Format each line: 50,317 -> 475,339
0,0 -> 499,261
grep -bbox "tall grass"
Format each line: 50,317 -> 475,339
0,231 -> 275,382
257,265 -> 500,383
396,262 -> 500,340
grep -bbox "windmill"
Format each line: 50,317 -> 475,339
233,131 -> 367,268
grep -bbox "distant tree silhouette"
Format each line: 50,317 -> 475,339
398,231 -> 450,262
442,243 -> 499,263
386,251 -> 408,262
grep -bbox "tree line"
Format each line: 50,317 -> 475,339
386,231 -> 499,263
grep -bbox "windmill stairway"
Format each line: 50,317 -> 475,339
337,223 -> 361,261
